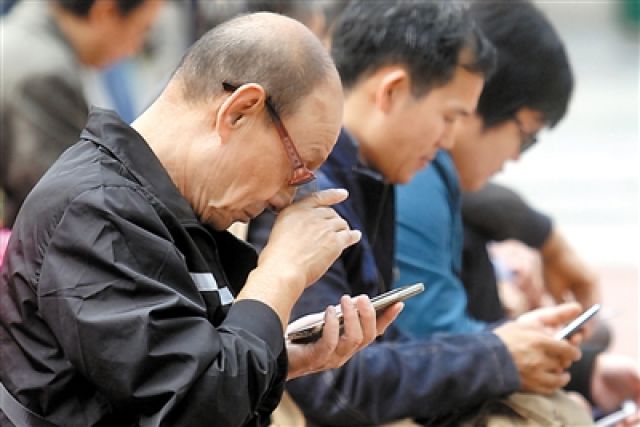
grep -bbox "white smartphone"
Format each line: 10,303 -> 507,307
595,400 -> 637,427
554,304 -> 601,340
286,283 -> 425,344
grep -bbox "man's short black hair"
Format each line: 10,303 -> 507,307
470,1 -> 574,128
54,0 -> 146,17
331,0 -> 496,96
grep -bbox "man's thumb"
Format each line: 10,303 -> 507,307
541,302 -> 583,326
303,188 -> 349,207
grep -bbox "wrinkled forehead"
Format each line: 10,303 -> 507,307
285,81 -> 344,169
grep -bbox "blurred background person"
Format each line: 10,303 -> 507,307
0,0 -> 163,229
494,0 -> 639,421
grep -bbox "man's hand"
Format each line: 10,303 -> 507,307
259,188 -> 361,289
516,302 -> 583,334
542,230 -> 601,336
239,189 -> 361,326
490,240 -> 546,311
286,295 -> 402,380
591,353 -> 640,414
493,303 -> 583,395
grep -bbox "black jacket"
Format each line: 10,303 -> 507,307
0,108 -> 286,426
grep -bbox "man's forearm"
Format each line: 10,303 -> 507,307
236,266 -> 305,329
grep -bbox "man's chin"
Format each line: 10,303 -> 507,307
462,179 -> 487,193
204,208 -> 263,230
397,166 -> 430,185
200,214 -> 233,231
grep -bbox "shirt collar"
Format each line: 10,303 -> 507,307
335,128 -> 385,183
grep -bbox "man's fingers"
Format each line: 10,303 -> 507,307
316,305 -> 340,353
338,296 -> 363,354
541,338 -> 582,367
353,295 -> 377,344
327,217 -> 350,232
336,228 -> 362,248
375,302 -> 404,335
568,331 -> 584,347
530,371 -> 571,395
535,302 -> 583,327
298,188 -> 349,208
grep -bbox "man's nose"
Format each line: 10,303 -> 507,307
438,123 -> 458,150
511,147 -> 522,161
438,133 -> 455,150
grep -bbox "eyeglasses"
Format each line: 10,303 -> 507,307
222,82 -> 316,187
512,117 -> 539,153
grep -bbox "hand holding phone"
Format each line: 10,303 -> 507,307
286,283 -> 424,344
554,304 -> 601,340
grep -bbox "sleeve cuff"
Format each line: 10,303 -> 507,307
224,299 -> 284,357
485,332 -> 522,393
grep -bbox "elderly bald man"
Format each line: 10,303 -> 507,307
0,13 -> 400,427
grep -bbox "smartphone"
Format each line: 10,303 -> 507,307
595,400 -> 637,427
286,283 -> 425,344
554,304 -> 601,340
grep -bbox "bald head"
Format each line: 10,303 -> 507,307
174,12 -> 337,117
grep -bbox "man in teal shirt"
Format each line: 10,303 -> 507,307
394,0 -> 640,416
394,0 -> 573,339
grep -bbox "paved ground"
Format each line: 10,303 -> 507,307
495,2 -> 639,361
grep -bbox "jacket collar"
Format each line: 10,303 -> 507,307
330,128 -> 385,183
432,150 -> 461,208
80,107 -> 198,224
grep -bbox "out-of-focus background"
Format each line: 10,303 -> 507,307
494,1 -> 639,361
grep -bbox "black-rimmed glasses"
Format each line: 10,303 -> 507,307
222,82 -> 316,186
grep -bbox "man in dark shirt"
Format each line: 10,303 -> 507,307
0,12 -> 398,426
250,2 -> 585,425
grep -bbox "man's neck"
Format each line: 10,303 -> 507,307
343,94 -> 375,168
132,88 -> 217,197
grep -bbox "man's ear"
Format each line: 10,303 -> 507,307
375,68 -> 410,114
216,84 -> 267,143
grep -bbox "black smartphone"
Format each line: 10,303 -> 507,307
286,283 -> 425,344
554,304 -> 601,340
